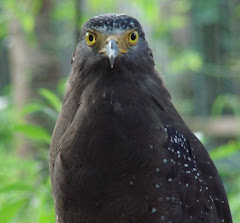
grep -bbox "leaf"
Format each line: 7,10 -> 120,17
0,182 -> 35,194
170,50 -> 203,73
14,124 -> 51,144
0,197 -> 29,223
57,78 -> 67,95
22,14 -> 34,33
39,88 -> 62,112
21,103 -> 43,116
210,140 -> 240,160
211,94 -> 240,116
52,1 -> 74,21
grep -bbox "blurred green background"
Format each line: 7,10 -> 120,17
0,0 -> 240,222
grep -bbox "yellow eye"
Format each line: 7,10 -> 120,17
86,32 -> 97,46
128,31 -> 139,45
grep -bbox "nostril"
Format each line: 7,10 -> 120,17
98,50 -> 105,54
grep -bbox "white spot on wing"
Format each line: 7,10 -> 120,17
151,207 -> 157,213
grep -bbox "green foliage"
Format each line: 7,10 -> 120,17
52,0 -> 74,21
89,0 -> 117,12
0,103 -> 14,149
14,124 -> 51,144
211,94 -> 240,116
211,146 -> 240,222
39,88 -> 62,113
193,0 -> 220,25
14,88 -> 62,143
209,93 -> 240,222
0,87 -> 63,223
169,50 -> 203,73
210,140 -> 240,160
0,150 -> 55,223
0,9 -> 7,39
1,0 -> 41,36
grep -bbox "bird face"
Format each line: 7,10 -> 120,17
84,28 -> 139,68
86,29 -> 139,68
76,14 -> 153,71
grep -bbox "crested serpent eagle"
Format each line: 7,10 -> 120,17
49,14 -> 232,223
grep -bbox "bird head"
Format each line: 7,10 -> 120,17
73,14 -> 154,72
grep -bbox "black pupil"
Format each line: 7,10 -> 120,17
89,34 -> 94,42
131,32 -> 136,41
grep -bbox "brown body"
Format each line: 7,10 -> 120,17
49,14 -> 232,223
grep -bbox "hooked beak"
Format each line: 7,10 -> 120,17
106,39 -> 119,68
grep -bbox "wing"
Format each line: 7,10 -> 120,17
49,77 -> 81,176
159,126 -> 232,222
142,74 -> 232,222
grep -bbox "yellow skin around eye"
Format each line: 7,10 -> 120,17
85,29 -> 139,55
85,32 -> 97,46
128,31 -> 139,46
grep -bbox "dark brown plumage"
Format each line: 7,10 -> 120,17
49,14 -> 232,223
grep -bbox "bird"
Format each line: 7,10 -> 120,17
49,13 -> 233,223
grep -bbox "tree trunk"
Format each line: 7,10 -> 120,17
8,0 -> 63,159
